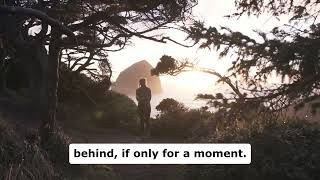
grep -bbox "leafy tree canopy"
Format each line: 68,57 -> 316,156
0,0 -> 198,79
153,0 -> 320,113
0,0 -> 198,132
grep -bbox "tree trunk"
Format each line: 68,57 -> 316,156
40,29 -> 61,137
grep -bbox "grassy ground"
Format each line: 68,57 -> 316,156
1,91 -> 319,180
0,116 -> 120,180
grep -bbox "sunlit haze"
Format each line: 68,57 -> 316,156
109,0 -> 289,109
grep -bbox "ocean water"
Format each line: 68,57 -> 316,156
128,88 -> 210,117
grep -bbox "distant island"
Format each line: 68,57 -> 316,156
112,60 -> 162,95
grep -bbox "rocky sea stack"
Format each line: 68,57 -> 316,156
112,60 -> 162,95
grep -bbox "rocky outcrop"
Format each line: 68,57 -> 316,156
112,60 -> 162,95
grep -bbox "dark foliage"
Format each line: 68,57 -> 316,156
0,0 -> 198,133
186,120 -> 320,180
152,98 -> 206,138
182,0 -> 320,112
59,90 -> 139,131
0,119 -> 55,179
58,63 -> 111,106
151,1 -> 320,118
91,91 -> 138,129
233,0 -> 319,22
152,55 -> 271,123
156,98 -> 188,113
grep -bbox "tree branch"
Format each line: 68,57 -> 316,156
0,5 -> 75,38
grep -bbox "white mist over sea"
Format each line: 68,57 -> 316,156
129,89 -> 207,117
127,77 -> 228,117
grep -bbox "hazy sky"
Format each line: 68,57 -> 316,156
109,0 -> 289,95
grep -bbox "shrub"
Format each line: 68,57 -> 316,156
41,128 -> 71,170
155,98 -> 187,113
59,91 -> 139,132
58,64 -> 111,106
0,118 -> 55,180
185,119 -> 320,180
94,91 -> 138,129
152,98 -> 207,138
0,117 -> 120,180
40,128 -> 120,180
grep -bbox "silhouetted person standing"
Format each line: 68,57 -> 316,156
136,78 -> 151,135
